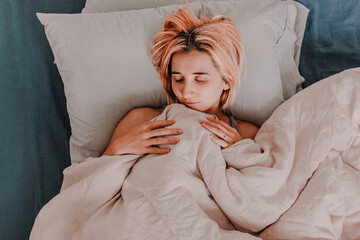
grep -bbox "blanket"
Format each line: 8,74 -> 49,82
30,68 -> 360,240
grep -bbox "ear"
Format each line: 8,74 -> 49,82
223,81 -> 230,91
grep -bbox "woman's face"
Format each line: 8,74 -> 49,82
171,50 -> 229,115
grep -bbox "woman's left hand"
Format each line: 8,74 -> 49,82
200,117 -> 243,148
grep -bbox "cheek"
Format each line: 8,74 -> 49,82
208,83 -> 225,96
171,83 -> 181,97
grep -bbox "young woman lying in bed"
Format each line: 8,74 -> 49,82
103,7 -> 258,157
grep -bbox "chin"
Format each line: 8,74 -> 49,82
183,103 -> 202,112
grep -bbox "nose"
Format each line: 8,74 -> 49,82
181,80 -> 194,99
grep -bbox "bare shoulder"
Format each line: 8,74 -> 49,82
110,107 -> 164,140
235,119 -> 259,140
126,107 -> 164,121
126,107 -> 164,120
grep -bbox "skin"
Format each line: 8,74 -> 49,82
103,50 -> 258,156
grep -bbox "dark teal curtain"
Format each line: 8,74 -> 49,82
0,1 -> 85,239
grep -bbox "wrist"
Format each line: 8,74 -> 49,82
103,144 -> 124,156
102,148 -> 113,156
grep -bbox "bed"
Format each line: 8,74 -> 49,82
1,0 -> 360,239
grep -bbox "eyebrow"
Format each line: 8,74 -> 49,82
171,71 -> 209,75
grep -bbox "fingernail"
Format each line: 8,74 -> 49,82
178,129 -> 182,133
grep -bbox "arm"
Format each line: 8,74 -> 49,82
103,107 -> 182,156
236,120 -> 259,140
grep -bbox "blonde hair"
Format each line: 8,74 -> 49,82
150,4 -> 245,109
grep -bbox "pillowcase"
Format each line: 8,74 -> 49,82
82,0 -> 309,100
37,1 -> 301,163
82,0 -> 195,13
37,3 -> 201,163
278,1 -> 309,98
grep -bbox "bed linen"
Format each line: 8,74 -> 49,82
30,68 -> 360,239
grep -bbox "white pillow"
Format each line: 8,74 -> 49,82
201,0 -> 308,118
277,1 -> 309,98
37,1 -> 298,163
82,0 -> 309,100
82,0 -> 197,13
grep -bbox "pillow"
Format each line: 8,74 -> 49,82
81,0 -> 309,100
202,0 -> 289,120
277,1 -> 309,98
37,1 -> 300,163
82,0 -> 198,13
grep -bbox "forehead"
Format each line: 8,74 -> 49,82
171,51 -> 216,72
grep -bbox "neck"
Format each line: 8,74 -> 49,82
205,105 -> 231,125
206,106 -> 226,118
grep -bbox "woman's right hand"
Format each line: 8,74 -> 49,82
103,119 -> 182,156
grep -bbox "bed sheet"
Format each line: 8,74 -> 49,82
31,68 -> 360,239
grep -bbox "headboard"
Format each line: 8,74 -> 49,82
1,0 -> 359,239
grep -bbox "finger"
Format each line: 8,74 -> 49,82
145,147 -> 171,154
209,134 -> 229,148
146,120 -> 176,130
201,121 -> 229,138
202,120 -> 229,135
203,118 -> 240,138
148,128 -> 182,138
206,117 -> 234,131
146,137 -> 180,146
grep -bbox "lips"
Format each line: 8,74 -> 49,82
184,101 -> 198,105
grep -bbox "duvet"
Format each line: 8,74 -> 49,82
30,68 -> 360,240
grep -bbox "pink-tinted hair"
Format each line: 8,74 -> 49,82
150,4 -> 245,109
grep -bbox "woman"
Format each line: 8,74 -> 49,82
103,6 -> 258,156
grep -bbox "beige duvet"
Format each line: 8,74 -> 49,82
31,68 -> 360,240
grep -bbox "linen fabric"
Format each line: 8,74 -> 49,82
30,68 -> 360,239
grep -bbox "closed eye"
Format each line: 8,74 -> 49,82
195,78 -> 206,83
